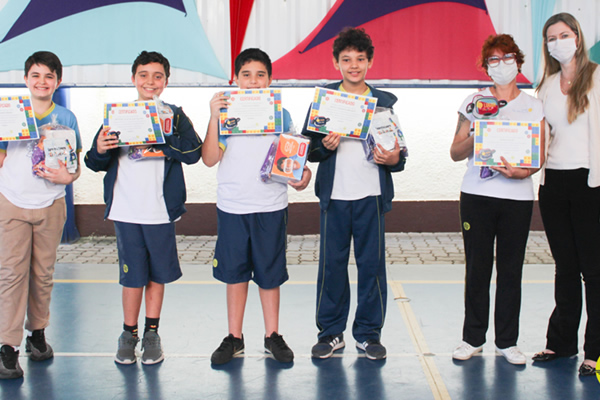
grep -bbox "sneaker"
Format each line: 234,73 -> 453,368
25,329 -> 54,361
356,339 -> 387,360
211,334 -> 245,365
141,331 -> 164,365
115,331 -> 140,364
311,334 -> 345,359
264,332 -> 294,363
496,346 -> 526,365
452,341 -> 482,360
0,345 -> 23,379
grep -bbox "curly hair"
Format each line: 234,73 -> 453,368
479,34 -> 525,72
332,27 -> 374,61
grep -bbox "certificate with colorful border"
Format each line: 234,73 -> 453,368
474,120 -> 540,168
219,89 -> 282,135
104,101 -> 165,146
0,95 -> 39,142
306,87 -> 378,140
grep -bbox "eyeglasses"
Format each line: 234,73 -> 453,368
487,53 -> 516,67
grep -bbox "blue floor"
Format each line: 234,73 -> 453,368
1,264 -> 599,399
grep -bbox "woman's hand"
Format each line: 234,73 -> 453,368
490,156 -> 531,179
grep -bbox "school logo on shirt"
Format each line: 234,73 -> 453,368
123,264 -> 129,273
213,259 -> 218,268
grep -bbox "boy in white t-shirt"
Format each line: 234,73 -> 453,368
85,51 -> 202,365
203,48 -> 311,365
301,28 -> 406,361
0,51 -> 82,379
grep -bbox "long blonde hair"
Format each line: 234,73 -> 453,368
537,12 -> 598,123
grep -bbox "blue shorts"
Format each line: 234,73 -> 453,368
114,221 -> 182,288
213,208 -> 288,289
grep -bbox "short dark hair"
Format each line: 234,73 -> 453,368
131,51 -> 170,78
332,28 -> 374,61
24,51 -> 63,80
234,48 -> 272,77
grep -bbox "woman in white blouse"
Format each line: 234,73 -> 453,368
533,12 -> 600,377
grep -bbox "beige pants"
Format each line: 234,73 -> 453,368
0,193 -> 66,346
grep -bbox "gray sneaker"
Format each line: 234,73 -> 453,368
0,345 -> 23,379
115,331 -> 140,364
141,331 -> 164,365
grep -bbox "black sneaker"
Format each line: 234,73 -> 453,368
356,339 -> 387,360
211,334 -> 244,365
311,334 -> 345,359
25,329 -> 54,361
0,345 -> 23,379
264,332 -> 294,363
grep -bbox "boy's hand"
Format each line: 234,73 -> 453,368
373,140 -> 401,166
322,133 -> 341,151
97,127 -> 119,154
210,92 -> 229,120
288,166 -> 312,191
38,160 -> 74,184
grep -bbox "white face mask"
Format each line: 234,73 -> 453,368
487,61 -> 518,86
547,37 -> 577,65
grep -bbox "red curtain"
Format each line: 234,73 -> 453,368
229,0 -> 255,83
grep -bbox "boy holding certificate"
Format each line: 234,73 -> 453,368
301,28 -> 406,360
0,51 -> 82,379
203,48 -> 311,365
85,51 -> 202,365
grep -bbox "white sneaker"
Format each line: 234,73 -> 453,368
496,346 -> 526,365
452,341 -> 483,360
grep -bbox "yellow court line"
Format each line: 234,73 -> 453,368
389,280 -> 554,284
389,281 -> 451,400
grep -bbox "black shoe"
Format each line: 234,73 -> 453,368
532,351 -> 558,362
264,332 -> 294,363
579,362 -> 598,377
26,329 -> 54,361
0,345 -> 23,379
211,334 -> 244,365
356,339 -> 387,360
311,334 -> 345,359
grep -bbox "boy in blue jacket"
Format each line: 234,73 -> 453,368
85,51 -> 202,365
302,28 -> 406,360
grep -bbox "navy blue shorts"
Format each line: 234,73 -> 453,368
114,221 -> 182,288
213,208 -> 288,289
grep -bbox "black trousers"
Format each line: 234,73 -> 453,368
539,168 -> 600,360
460,192 -> 533,349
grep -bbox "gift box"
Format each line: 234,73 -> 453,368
268,134 -> 310,183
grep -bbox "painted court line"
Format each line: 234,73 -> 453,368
389,281 -> 451,400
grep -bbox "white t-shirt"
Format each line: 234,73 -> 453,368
107,147 -> 170,224
331,138 -> 380,200
458,88 -> 544,201
544,77 -> 590,170
0,103 -> 81,209
216,109 -> 292,214
331,86 -> 380,200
